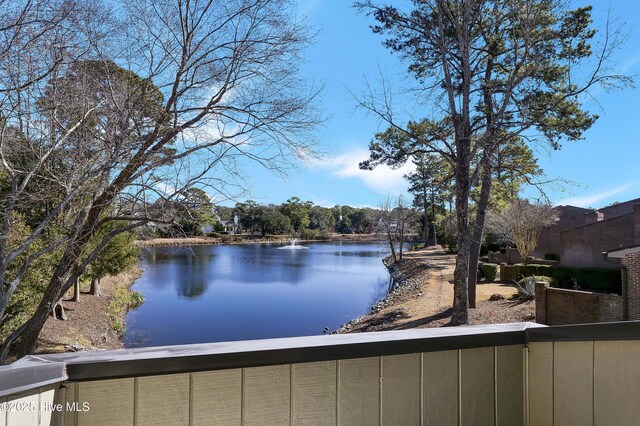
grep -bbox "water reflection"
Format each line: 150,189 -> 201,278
368,275 -> 394,307
334,250 -> 381,257
125,242 -> 391,347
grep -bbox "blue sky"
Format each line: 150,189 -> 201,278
220,1 -> 640,210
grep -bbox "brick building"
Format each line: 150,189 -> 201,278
535,244 -> 640,325
533,198 -> 640,269
606,244 -> 640,320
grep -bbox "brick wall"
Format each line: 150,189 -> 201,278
489,252 -> 508,264
635,204 -> 640,244
535,283 -> 623,325
622,252 -> 640,320
584,210 -> 604,225
598,198 -> 640,219
559,214 -> 636,269
533,206 -> 590,260
535,282 -> 547,324
489,248 -> 526,265
533,201 -> 640,264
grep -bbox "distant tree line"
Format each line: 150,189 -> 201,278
152,195 -> 386,238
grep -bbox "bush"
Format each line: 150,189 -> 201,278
544,253 -> 557,261
299,228 -> 318,240
552,267 -> 621,293
207,232 -> 223,238
503,264 -> 621,294
482,263 -> 498,282
316,230 -> 333,240
107,288 -> 144,334
515,276 -> 536,300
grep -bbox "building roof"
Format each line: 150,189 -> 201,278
604,243 -> 640,259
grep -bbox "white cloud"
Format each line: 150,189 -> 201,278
556,182 -> 633,208
584,50 -> 640,101
297,0 -> 324,17
154,182 -> 177,197
306,197 -> 336,208
311,147 -> 415,195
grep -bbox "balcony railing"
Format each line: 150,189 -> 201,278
1,321 -> 640,425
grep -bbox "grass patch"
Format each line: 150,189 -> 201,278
107,287 -> 144,334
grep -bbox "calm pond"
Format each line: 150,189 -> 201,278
124,241 -> 391,347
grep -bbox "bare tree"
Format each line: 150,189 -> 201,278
394,195 -> 416,261
488,199 -> 558,263
0,0 -> 319,361
377,194 -> 415,263
378,196 -> 396,262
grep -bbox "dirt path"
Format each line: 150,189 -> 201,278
341,246 -> 532,332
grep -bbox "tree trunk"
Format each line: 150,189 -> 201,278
431,191 -> 438,245
53,299 -> 67,321
468,155 -> 493,308
4,242 -> 90,361
451,138 -> 472,325
73,277 -> 80,302
6,273 -> 70,360
422,213 -> 429,245
452,224 -> 471,325
90,278 -> 101,296
422,189 -> 429,245
387,229 -> 397,263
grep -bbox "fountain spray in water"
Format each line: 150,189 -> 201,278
278,237 -> 308,249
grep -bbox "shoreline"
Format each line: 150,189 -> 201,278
335,246 -> 534,333
136,233 -> 387,247
36,266 -> 142,354
334,252 -> 426,333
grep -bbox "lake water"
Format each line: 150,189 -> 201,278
123,241 -> 391,347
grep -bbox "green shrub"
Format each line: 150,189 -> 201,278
544,253 -> 557,261
299,228 -> 318,240
112,319 -> 125,334
208,232 -> 222,238
509,264 -> 552,281
482,263 -> 498,282
316,230 -> 332,240
504,264 -> 621,294
107,288 -> 144,334
552,267 -> 621,293
129,291 -> 144,307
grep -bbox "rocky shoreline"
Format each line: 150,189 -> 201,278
334,246 -> 534,334
334,254 -> 427,333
